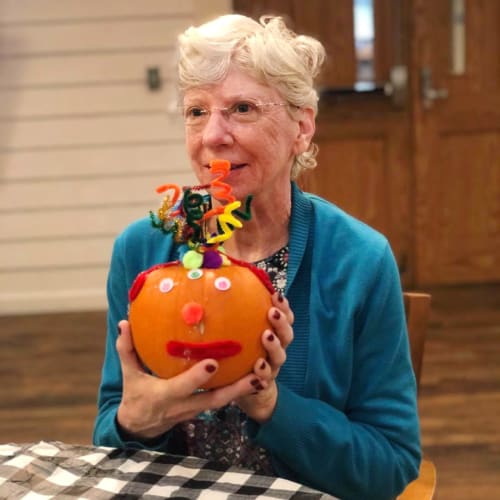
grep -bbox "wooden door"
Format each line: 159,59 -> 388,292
234,0 -> 414,285
411,0 -> 500,285
308,97 -> 412,284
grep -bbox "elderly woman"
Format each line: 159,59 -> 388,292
93,14 -> 421,500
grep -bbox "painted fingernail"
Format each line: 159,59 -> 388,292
259,361 -> 266,370
117,325 -> 122,336
254,383 -> 264,391
250,378 -> 260,387
273,310 -> 281,320
205,364 -> 216,373
278,292 -> 284,303
267,333 -> 275,342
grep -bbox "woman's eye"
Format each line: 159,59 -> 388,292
233,102 -> 253,114
186,107 -> 206,118
159,278 -> 175,293
214,276 -> 231,291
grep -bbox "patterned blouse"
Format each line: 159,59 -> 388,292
171,246 -> 289,473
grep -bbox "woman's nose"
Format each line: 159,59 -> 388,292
201,111 -> 234,147
181,301 -> 204,326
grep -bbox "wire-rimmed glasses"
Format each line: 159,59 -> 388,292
181,101 -> 291,128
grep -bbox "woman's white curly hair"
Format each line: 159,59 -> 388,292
176,14 -> 326,180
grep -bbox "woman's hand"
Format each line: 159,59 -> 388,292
115,320 -> 264,441
235,292 -> 294,423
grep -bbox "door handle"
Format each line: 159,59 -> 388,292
421,67 -> 448,109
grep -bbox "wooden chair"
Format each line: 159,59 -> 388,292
397,292 -> 437,500
403,292 -> 432,393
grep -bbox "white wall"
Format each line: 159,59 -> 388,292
0,0 -> 231,315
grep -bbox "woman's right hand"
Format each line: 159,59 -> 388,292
115,319 -> 262,441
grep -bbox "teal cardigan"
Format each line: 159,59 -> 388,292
93,183 -> 421,500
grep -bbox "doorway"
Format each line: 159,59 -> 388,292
233,0 -> 500,287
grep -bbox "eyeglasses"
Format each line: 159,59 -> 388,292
181,101 -> 291,128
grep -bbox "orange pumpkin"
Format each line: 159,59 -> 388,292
128,254 -> 273,389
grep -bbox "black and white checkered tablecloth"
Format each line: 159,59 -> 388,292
0,441 -> 337,499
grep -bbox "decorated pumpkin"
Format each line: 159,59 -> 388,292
128,252 -> 273,389
127,159 -> 274,389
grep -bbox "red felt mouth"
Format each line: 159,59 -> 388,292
167,340 -> 242,360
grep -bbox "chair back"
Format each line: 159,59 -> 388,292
397,291 -> 436,500
403,292 -> 431,390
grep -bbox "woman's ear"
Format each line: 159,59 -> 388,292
293,107 -> 316,155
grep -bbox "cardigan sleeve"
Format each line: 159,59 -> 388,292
248,243 -> 421,500
92,228 -> 171,450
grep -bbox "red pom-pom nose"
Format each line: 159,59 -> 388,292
181,302 -> 204,326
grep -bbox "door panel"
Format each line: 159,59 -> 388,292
234,0 -> 413,283
303,108 -> 411,280
412,0 -> 500,285
233,0 -> 357,87
234,0 -> 499,286
313,138 -> 389,235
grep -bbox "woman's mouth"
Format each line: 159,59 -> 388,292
229,163 -> 246,171
203,163 -> 246,171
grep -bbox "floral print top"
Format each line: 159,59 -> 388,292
173,246 -> 289,473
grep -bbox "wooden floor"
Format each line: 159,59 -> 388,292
1,284 -> 499,499
418,284 -> 500,499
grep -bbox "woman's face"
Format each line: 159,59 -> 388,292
183,67 -> 314,202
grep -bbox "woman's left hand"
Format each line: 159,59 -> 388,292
235,292 -> 294,422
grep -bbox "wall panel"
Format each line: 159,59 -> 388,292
0,143 -> 189,179
0,268 -> 108,314
0,51 -> 175,88
3,237 -> 114,270
0,115 -> 184,150
417,131 -> 500,284
0,85 -> 172,118
0,172 -> 192,211
0,0 -> 193,22
0,18 -> 187,56
2,206 -> 158,241
0,1 -> 229,314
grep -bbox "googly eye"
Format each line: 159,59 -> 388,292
214,276 -> 231,291
159,277 -> 175,293
187,269 -> 203,280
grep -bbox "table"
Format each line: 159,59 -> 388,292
0,441 -> 337,499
